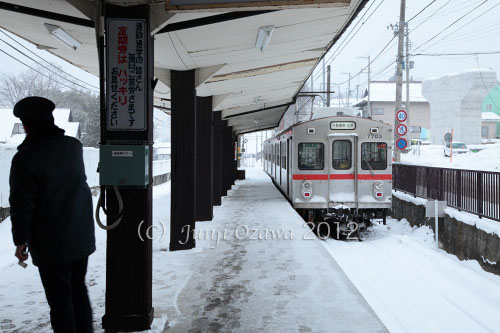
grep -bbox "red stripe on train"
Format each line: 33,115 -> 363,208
292,174 -> 392,180
292,174 -> 329,180
357,174 -> 392,180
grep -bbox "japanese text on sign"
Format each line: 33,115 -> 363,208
106,19 -> 146,131
330,121 -> 356,130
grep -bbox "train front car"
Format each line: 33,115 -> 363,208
289,117 -> 392,238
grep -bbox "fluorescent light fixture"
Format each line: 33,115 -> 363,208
44,23 -> 82,50
255,25 -> 274,53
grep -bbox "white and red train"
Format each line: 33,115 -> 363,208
264,116 -> 393,237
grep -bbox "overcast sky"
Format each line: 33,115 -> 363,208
0,0 -> 499,98
310,0 -> 500,95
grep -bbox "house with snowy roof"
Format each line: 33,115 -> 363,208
0,108 -> 80,145
481,112 -> 500,140
354,81 -> 431,140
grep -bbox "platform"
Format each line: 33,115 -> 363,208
153,168 -> 387,332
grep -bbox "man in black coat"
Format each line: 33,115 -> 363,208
10,96 -> 96,333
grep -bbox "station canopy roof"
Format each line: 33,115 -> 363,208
0,0 -> 366,135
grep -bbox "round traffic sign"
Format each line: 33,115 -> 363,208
396,109 -> 407,122
396,124 -> 408,136
396,138 -> 408,150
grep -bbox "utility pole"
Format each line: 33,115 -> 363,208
338,84 -> 341,108
367,55 -> 371,118
327,65 -> 331,107
393,0 -> 406,162
348,72 -> 351,107
255,132 -> 258,165
341,72 -> 351,108
405,22 -> 411,137
322,58 -> 326,107
359,56 -> 372,118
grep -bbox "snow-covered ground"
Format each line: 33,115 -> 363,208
0,182 -> 172,332
401,143 -> 500,171
2,169 -> 500,332
323,219 -> 500,333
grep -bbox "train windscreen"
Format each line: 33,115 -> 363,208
332,140 -> 352,170
298,143 -> 324,170
361,142 -> 387,170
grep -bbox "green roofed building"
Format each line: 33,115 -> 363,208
481,85 -> 500,139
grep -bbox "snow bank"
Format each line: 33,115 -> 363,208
323,218 -> 500,333
393,190 -> 500,237
0,146 -> 171,210
401,143 -> 500,172
444,208 -> 500,237
392,190 -> 427,206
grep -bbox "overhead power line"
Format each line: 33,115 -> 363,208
0,49 -> 88,93
0,29 -> 99,91
332,35 -> 397,87
410,0 -> 453,33
327,0 -> 386,64
312,0 -> 445,92
0,38 -> 99,93
309,0 -> 385,84
412,51 -> 500,56
407,0 -> 438,23
411,0 -> 490,54
475,55 -> 500,111
417,1 -> 500,53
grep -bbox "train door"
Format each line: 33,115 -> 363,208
328,136 -> 357,206
273,144 -> 276,177
274,142 -> 278,180
279,142 -> 282,186
286,138 -> 290,196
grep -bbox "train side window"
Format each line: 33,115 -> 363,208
333,140 -> 352,170
298,143 -> 324,170
281,142 -> 286,170
361,142 -> 387,170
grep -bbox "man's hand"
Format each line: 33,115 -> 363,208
15,244 -> 28,262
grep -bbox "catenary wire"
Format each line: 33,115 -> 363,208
0,29 -> 100,91
0,49 -> 89,93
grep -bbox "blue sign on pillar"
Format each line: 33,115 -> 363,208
396,137 -> 408,150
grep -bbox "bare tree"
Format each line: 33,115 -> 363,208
0,65 -> 70,107
0,66 -> 100,146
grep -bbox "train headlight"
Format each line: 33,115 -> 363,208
373,181 -> 384,199
302,180 -> 312,199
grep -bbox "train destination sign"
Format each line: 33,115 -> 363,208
166,0 -> 350,11
106,19 -> 147,131
330,121 -> 356,130
396,109 -> 407,122
396,124 -> 408,136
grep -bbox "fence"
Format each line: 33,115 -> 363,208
1,145 -> 170,210
393,164 -> 500,222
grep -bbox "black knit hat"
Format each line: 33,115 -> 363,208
13,96 -> 55,121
